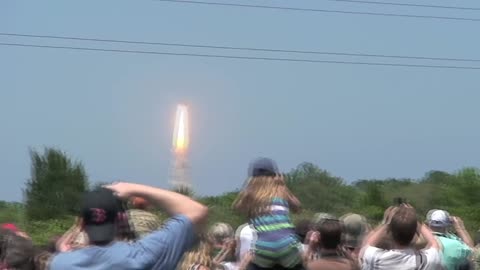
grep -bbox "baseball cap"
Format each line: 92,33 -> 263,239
426,209 -> 452,228
81,188 -> 123,244
248,157 -> 279,177
340,213 -> 369,248
1,223 -> 19,233
312,212 -> 337,227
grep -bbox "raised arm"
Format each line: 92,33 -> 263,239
451,216 -> 474,248
106,182 -> 208,225
419,223 -> 440,250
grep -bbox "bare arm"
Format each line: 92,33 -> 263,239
452,217 -> 474,248
419,223 -> 440,250
359,206 -> 396,258
212,240 -> 236,265
362,224 -> 388,248
106,182 -> 208,225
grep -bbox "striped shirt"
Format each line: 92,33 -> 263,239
250,198 -> 302,268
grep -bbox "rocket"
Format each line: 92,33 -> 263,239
173,104 -> 189,154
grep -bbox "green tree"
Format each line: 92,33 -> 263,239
24,148 -> 89,220
286,163 -> 358,215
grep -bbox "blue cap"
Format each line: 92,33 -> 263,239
248,157 -> 279,177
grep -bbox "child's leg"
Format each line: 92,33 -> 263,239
279,243 -> 303,268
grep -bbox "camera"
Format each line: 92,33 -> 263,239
393,197 -> 406,206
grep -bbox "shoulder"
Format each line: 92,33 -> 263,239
361,245 -> 383,260
421,248 -> 442,265
441,235 -> 472,253
49,249 -> 84,269
164,214 -> 193,227
308,257 -> 355,270
157,214 -> 194,238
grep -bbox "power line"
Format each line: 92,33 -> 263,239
327,0 -> 480,11
2,33 -> 479,63
1,42 -> 479,70
154,0 -> 480,22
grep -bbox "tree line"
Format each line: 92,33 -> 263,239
1,147 -> 479,244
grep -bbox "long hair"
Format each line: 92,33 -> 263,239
177,240 -> 213,270
233,174 -> 300,218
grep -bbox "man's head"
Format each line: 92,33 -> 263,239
80,188 -> 123,245
312,212 -> 337,229
1,224 -> 19,233
0,228 -> 34,270
131,197 -> 149,210
426,209 -> 452,232
389,206 -> 418,247
295,219 -> 312,243
318,219 -> 343,250
340,213 -> 369,249
208,222 -> 234,246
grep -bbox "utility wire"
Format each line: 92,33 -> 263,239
326,0 -> 480,11
2,33 -> 479,63
1,42 -> 479,70
154,0 -> 480,22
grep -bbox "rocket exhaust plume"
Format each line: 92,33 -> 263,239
173,104 -> 189,153
170,104 -> 191,190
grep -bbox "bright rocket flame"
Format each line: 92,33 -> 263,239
173,104 -> 189,152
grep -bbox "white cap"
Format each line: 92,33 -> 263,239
427,210 -> 452,228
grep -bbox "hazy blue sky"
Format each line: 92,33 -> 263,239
1,0 -> 480,201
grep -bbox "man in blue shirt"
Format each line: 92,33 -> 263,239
49,182 -> 208,270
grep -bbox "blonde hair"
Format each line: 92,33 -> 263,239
208,223 -> 234,245
177,241 -> 213,270
233,175 -> 300,217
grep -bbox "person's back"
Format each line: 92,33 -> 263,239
426,210 -> 473,270
307,220 -> 358,270
0,228 -> 35,270
361,246 -> 440,270
434,233 -> 472,270
52,215 -> 192,270
360,205 -> 442,270
50,183 -> 208,270
250,197 -> 302,269
308,257 -> 356,270
233,158 -> 303,270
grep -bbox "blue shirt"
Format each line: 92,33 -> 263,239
50,215 -> 194,270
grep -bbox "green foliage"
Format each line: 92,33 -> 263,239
26,217 -> 75,244
199,192 -> 243,228
10,156 -> 480,245
24,148 -> 89,221
286,163 -> 359,215
0,201 -> 25,225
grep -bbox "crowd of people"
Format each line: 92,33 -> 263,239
0,157 -> 479,270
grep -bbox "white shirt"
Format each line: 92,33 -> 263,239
222,262 -> 238,270
235,223 -> 255,261
361,245 -> 442,270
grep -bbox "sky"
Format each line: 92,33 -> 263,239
1,0 -> 480,202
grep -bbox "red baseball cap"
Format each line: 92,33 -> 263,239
1,223 -> 19,232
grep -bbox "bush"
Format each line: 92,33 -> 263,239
26,217 -> 75,245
